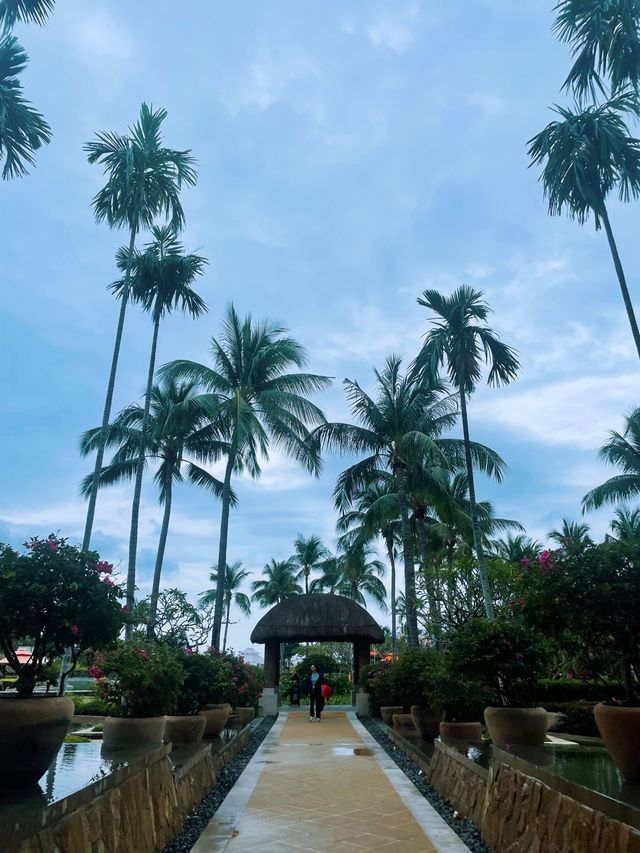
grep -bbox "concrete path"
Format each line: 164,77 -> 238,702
192,710 -> 470,853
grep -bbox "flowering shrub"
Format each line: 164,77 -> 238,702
173,651 -> 233,715
91,642 -> 184,717
219,650 -> 264,708
0,534 -> 125,697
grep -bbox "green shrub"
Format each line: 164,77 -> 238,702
174,652 -> 232,714
543,700 -> 600,737
360,650 -> 444,714
71,695 -> 112,715
533,679 -> 626,703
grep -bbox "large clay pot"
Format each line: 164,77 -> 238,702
392,713 -> 417,734
102,715 -> 166,750
164,714 -> 206,745
200,703 -> 231,737
484,706 -> 548,747
439,721 -> 482,745
594,703 -> 640,783
379,705 -> 403,726
0,695 -> 74,791
410,705 -> 445,740
234,707 -> 256,726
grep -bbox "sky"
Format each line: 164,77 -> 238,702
2,1 -> 639,657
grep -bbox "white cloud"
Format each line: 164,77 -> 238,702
67,8 -> 134,71
366,4 -> 420,54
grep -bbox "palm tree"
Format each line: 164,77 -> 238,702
583,407 -> 640,510
553,0 -> 640,101
490,533 -> 541,563
528,95 -> 640,360
79,377 -> 229,636
0,0 -> 54,28
112,226 -> 207,621
82,103 -> 197,554
609,506 -> 640,540
414,286 -> 519,620
291,534 -> 329,593
199,562 -> 251,652
337,542 -> 387,611
548,518 -> 593,552
160,305 -> 331,648
313,355 -> 505,647
251,559 -> 302,607
0,34 -> 51,179
310,554 -> 342,594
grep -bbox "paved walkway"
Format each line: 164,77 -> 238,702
192,710 -> 470,853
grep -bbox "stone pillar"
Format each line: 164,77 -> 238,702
260,639 -> 280,716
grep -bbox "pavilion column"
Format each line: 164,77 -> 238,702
353,640 -> 370,686
260,639 -> 281,716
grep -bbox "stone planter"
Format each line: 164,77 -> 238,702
200,703 -> 231,737
484,706 -> 548,747
233,707 -> 256,726
392,713 -> 417,734
380,705 -> 403,726
164,714 -> 206,745
594,702 -> 640,783
0,694 -> 74,791
410,705 -> 445,740
102,716 -> 166,751
439,721 -> 483,745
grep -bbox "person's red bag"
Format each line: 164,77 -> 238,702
321,683 -> 332,701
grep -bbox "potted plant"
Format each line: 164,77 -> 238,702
521,541 -> 640,780
430,670 -> 494,744
92,641 -> 184,750
405,650 -> 447,739
198,650 -> 237,736
446,616 -> 550,747
0,534 -> 125,789
223,651 -> 264,725
165,650 -> 227,744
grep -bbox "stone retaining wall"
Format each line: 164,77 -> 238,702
386,729 -> 640,853
5,727 -> 254,853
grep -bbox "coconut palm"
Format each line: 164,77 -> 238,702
112,225 -> 207,620
199,562 -> 252,652
609,506 -> 640,540
0,0 -> 54,28
160,305 -> 331,648
548,518 -> 593,552
310,554 -> 342,594
553,0 -> 640,101
414,286 -> 519,620
489,533 -> 541,563
313,355 -> 505,647
79,377 -> 229,637
528,95 -> 640,360
82,103 -> 197,555
337,542 -> 387,611
583,407 -> 640,510
0,35 -> 50,179
251,559 -> 302,607
291,534 -> 329,594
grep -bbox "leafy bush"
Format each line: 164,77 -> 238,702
533,679 -> 626,703
543,701 -> 600,737
294,652 -> 338,675
360,660 -> 397,715
219,651 -> 264,709
174,652 -> 232,715
360,650 -> 444,714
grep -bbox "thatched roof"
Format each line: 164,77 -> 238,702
250,594 -> 384,644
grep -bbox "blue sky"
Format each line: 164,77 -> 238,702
2,1 -> 639,654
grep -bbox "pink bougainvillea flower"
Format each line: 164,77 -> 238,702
70,624 -> 79,636
88,666 -> 102,679
47,539 -> 59,552
520,557 -> 530,568
184,646 -> 195,655
139,649 -> 148,660
102,577 -> 115,588
122,604 -> 129,613
95,560 -> 113,574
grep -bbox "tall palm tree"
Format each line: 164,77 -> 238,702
0,0 -> 54,28
112,226 -> 207,620
313,355 -> 504,647
553,0 -> 640,101
310,554 -> 342,594
609,505 -> 640,540
528,95 -> 640,360
79,377 -> 229,637
0,34 -> 50,179
251,558 -> 302,607
489,533 -> 541,563
582,407 -> 640,510
291,534 -> 329,593
160,305 -> 331,648
337,542 -> 387,611
199,562 -> 251,652
82,103 -> 197,554
414,286 -> 519,620
548,518 -> 593,552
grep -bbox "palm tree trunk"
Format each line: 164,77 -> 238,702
600,205 -> 640,361
223,597 -> 231,652
395,464 -> 419,648
385,533 -> 397,658
459,385 -> 495,619
125,308 -> 161,636
146,466 -> 173,640
212,449 -> 236,649
415,514 -> 441,646
83,226 -> 137,551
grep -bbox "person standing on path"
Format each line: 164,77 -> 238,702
306,664 -> 325,721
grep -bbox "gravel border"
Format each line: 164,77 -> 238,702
358,716 -> 494,853
162,716 -> 277,853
